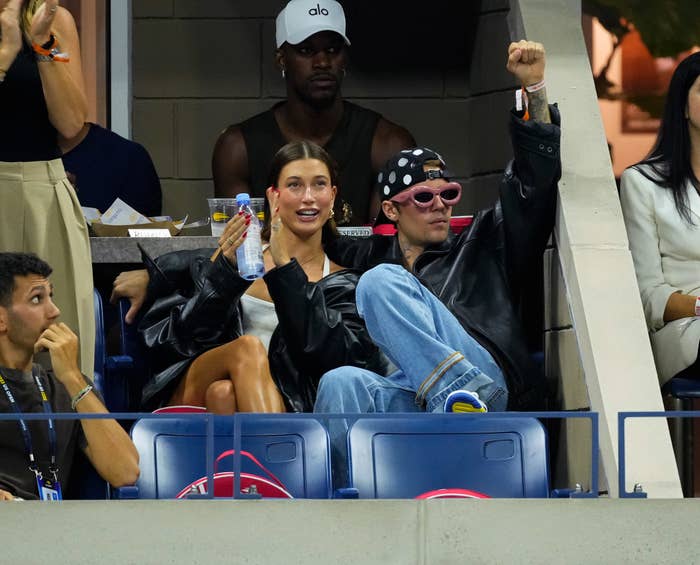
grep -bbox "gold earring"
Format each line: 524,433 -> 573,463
329,208 -> 335,219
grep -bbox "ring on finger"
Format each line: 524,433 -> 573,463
226,237 -> 234,246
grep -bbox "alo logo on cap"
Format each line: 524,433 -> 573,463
308,3 -> 329,15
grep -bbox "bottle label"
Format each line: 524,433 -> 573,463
237,209 -> 264,279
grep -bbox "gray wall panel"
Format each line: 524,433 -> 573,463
132,0 -> 515,222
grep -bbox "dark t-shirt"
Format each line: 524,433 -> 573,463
0,365 -> 85,500
62,123 -> 162,217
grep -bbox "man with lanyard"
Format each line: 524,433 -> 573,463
0,252 -> 139,501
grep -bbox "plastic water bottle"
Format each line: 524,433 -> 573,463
235,193 -> 265,280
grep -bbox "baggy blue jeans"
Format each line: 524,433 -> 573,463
314,264 -> 508,414
313,264 -> 508,488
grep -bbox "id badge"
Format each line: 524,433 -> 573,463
36,475 -> 63,501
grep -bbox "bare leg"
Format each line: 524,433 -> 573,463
204,380 -> 236,415
169,335 -> 285,413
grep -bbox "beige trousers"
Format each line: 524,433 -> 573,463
0,159 -> 95,377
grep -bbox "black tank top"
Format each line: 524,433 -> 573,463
240,101 -> 380,225
0,41 -> 60,161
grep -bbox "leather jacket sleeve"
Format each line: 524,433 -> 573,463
264,259 -> 382,380
500,104 -> 561,296
325,234 -> 399,273
140,247 -> 212,304
139,251 -> 249,361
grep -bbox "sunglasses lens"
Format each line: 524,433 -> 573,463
441,189 -> 459,201
413,191 -> 434,204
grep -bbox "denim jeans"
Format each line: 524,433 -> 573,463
315,264 -> 508,415
314,264 -> 508,488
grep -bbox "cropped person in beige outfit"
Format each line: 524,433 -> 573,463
0,0 -> 94,376
620,51 -> 700,384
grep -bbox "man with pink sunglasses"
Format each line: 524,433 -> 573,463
315,40 -> 561,421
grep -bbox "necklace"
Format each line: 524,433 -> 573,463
262,246 -> 324,270
297,252 -> 324,269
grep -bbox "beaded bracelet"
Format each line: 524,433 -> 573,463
71,384 -> 93,410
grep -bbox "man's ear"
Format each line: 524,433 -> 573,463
0,306 -> 8,334
381,200 -> 399,223
275,49 -> 285,72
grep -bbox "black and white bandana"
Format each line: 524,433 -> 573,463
376,147 -> 452,202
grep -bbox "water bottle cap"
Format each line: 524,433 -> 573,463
235,193 -> 251,205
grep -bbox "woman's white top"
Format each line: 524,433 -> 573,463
619,165 -> 700,383
240,253 -> 331,351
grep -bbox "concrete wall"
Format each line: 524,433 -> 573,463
129,0 -> 684,497
522,0 -> 681,497
131,0 -> 517,223
3,499 -> 698,564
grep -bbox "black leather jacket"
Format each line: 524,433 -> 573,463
137,250 -> 385,412
326,107 -> 561,410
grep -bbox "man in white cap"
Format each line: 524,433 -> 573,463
212,0 -> 415,226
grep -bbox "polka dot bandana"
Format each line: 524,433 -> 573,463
376,147 -> 452,202
374,147 -> 453,226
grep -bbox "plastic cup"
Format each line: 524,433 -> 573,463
207,198 -> 237,237
249,198 -> 265,222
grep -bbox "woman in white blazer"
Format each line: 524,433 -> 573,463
620,51 -> 700,385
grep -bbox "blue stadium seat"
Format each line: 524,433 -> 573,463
92,291 -> 146,411
108,298 -> 148,410
92,288 -> 107,398
347,415 -> 550,498
128,415 -> 333,499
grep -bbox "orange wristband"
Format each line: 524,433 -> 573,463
32,34 -> 70,63
520,88 -> 530,121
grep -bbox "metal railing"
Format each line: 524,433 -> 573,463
0,410 -> 600,500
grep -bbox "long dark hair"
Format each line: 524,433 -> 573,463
633,51 -> 700,224
261,140 -> 339,242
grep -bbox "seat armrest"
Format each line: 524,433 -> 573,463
111,485 -> 139,499
333,487 -> 359,499
105,355 -> 135,371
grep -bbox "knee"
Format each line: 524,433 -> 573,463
317,367 -> 368,398
220,335 -> 268,369
315,367 -> 378,413
205,380 -> 235,414
357,264 -> 406,307
232,334 -> 267,358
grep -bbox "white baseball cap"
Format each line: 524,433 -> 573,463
276,0 -> 351,48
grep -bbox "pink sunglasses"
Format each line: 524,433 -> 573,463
390,182 -> 462,208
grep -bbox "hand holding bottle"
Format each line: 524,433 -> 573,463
234,193 -> 265,280
215,210 -> 250,265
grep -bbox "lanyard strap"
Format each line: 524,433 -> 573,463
0,370 -> 58,479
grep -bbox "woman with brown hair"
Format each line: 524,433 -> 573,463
0,0 -> 94,375
136,141 -> 385,413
